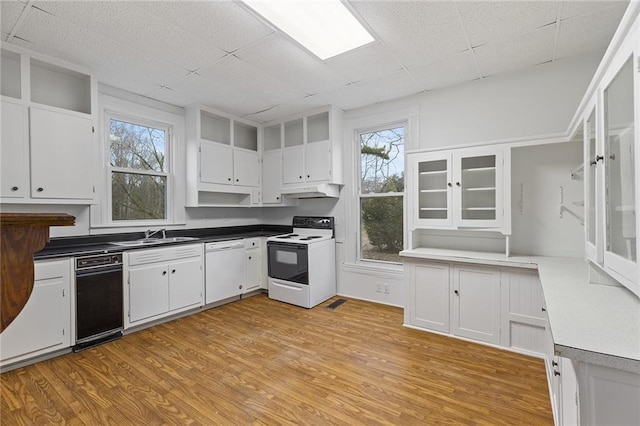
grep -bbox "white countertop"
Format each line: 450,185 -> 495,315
400,248 -> 640,373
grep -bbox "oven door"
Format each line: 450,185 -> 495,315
267,242 -> 308,284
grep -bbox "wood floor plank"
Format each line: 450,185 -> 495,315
1,295 -> 553,425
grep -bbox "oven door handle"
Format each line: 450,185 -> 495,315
271,281 -> 303,291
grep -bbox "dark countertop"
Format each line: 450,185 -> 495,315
34,224 -> 292,259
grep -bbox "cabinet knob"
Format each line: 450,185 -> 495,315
552,360 -> 558,367
11,186 -> 18,191
248,256 -> 252,260
554,370 -> 561,377
541,307 -> 546,312
454,290 -> 459,295
162,271 -> 167,276
37,187 -> 44,192
307,174 -> 310,178
172,269 -> 176,274
236,178 -> 239,182
276,196 -> 280,200
299,175 -> 303,179
239,285 -> 243,289
447,183 -> 452,187
455,182 -> 461,187
595,155 -> 604,163
228,178 -> 232,181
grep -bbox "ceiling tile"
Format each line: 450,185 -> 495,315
354,70 -> 422,104
1,1 -> 25,39
352,0 -> 469,68
324,42 -> 404,83
457,1 -> 558,47
474,24 -> 556,77
560,0 -> 629,21
35,1 -> 226,71
149,73 -> 272,117
14,8 -> 189,97
135,1 -> 274,53
234,33 -> 351,95
555,4 -> 628,59
197,55 -> 306,107
408,50 -> 480,91
311,83 -> 380,111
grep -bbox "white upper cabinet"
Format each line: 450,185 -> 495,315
409,146 -> 509,233
270,107 -> 344,188
582,16 -> 639,295
262,123 -> 283,204
0,43 -> 97,204
185,105 -> 260,206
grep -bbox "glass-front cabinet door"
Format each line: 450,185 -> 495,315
454,150 -> 503,228
602,55 -> 637,284
413,152 -> 453,227
584,105 -> 601,262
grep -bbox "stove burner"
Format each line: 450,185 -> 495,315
277,234 -> 299,239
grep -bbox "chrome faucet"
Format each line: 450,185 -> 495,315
145,228 -> 166,239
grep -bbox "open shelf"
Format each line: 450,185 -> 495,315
464,187 -> 496,192
420,189 -> 447,193
419,170 -> 447,176
463,166 -> 496,172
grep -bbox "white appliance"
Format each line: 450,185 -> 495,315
205,240 -> 245,304
267,216 -> 336,308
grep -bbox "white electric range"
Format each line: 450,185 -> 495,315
267,216 -> 336,308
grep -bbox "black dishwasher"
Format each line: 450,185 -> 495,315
74,253 -> 124,351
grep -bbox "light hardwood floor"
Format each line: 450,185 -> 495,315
1,295 -> 553,425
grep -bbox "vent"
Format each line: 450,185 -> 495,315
327,298 -> 347,310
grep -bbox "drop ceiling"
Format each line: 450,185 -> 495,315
0,0 -> 630,123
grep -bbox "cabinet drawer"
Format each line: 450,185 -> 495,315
128,243 -> 202,266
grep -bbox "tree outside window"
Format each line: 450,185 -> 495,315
109,117 -> 169,221
359,125 -> 404,263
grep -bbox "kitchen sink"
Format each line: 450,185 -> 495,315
110,236 -> 198,247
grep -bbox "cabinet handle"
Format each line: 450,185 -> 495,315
554,370 -> 561,377
172,269 -> 176,274
455,182 -> 461,187
37,187 -> 44,192
454,290 -> 459,295
595,155 -> 604,163
447,183 -> 452,187
541,307 -> 546,312
552,361 -> 558,367
11,186 -> 18,191
162,271 -> 167,276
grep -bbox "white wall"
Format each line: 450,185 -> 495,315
510,141 -> 585,258
347,51 -> 602,149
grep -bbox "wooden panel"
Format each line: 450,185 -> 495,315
0,295 -> 553,425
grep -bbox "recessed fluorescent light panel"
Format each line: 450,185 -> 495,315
243,0 -> 374,60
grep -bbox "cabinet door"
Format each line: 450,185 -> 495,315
282,145 -> 304,184
200,141 -> 233,185
233,148 -> 259,187
245,248 -> 261,292
602,54 -> 637,285
413,152 -> 453,227
0,260 -> 70,363
29,107 -> 93,199
262,149 -> 282,204
410,262 -> 450,333
0,101 -> 27,198
168,257 -> 202,311
205,247 -> 246,303
129,264 -> 169,323
451,264 -> 501,344
454,149 -> 503,228
584,104 -> 602,263
305,140 -> 331,182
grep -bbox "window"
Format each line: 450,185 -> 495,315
358,125 -> 405,263
107,115 -> 170,222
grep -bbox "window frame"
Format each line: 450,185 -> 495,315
356,121 -> 406,266
105,111 -> 172,225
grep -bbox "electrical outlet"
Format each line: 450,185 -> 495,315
383,284 -> 390,294
376,283 -> 382,293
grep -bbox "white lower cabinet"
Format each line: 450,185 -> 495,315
451,264 -> 501,345
0,259 -> 72,367
405,259 -> 546,351
245,238 -> 261,293
126,244 -> 203,328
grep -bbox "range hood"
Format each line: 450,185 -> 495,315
281,183 -> 341,199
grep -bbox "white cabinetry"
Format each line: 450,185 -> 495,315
408,146 -> 510,233
126,244 -> 203,327
0,43 -> 96,204
262,124 -> 284,205
245,238 -> 261,293
0,259 -> 72,367
186,105 -> 260,206
406,261 -> 450,333
267,107 -> 344,191
451,264 -> 501,345
582,19 -> 639,296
